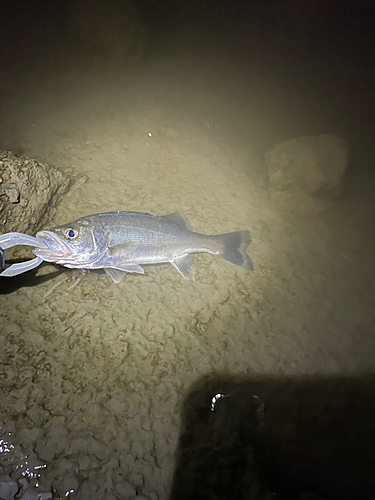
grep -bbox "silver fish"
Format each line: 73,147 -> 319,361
33,211 -> 253,283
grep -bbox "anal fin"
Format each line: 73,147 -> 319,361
171,254 -> 195,280
105,268 -> 127,283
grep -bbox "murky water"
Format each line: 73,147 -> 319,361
1,2 -> 375,499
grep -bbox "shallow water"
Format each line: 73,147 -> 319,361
1,2 -> 375,499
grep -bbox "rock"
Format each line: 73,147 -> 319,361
18,490 -> 52,500
62,475 -> 79,497
35,438 -> 56,462
66,0 -> 148,65
0,151 -> 70,235
77,455 -> 90,471
141,492 -> 158,500
0,474 -> 18,500
18,427 -> 44,447
265,135 -> 347,199
115,482 -> 136,500
37,494 -> 52,500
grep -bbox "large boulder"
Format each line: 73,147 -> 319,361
265,135 -> 348,199
0,151 -> 70,235
66,0 -> 149,64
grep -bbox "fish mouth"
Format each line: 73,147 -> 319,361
33,231 -> 73,261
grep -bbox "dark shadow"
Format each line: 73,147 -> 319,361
0,263 -> 165,294
0,262 -> 65,295
170,374 -> 375,500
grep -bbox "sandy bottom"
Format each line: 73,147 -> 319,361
0,21 -> 375,500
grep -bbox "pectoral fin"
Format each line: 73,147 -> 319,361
171,254 -> 195,280
105,263 -> 145,283
114,263 -> 145,274
108,241 -> 138,257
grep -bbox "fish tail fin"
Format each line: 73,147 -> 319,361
215,230 -> 254,270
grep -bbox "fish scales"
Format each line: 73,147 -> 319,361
33,211 -> 253,282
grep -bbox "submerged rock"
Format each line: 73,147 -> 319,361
0,475 -> 18,500
115,482 -> 137,500
265,135 -> 347,199
0,151 -> 70,235
18,490 -> 52,500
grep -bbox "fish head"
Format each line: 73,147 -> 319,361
33,218 -> 109,267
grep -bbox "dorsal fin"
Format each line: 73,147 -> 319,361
162,212 -> 190,229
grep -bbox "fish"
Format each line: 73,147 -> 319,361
32,211 -> 253,283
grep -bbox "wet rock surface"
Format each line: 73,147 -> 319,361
0,151 -> 70,235
0,475 -> 18,500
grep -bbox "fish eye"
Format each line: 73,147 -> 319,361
64,228 -> 78,239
